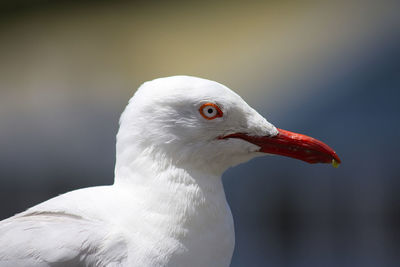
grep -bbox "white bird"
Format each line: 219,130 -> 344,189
0,76 -> 340,267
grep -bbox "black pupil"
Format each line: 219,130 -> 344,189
207,108 -> 214,114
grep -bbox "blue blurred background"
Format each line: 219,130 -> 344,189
0,1 -> 399,266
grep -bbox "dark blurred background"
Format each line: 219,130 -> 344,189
0,1 -> 399,266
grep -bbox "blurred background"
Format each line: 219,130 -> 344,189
0,0 -> 399,266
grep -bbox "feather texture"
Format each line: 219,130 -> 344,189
0,211 -> 127,266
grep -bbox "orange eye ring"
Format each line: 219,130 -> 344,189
199,103 -> 223,120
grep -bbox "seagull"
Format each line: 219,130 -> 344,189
0,76 -> 340,267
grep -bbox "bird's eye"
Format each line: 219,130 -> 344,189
199,103 -> 223,120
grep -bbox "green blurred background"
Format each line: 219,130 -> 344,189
0,1 -> 399,266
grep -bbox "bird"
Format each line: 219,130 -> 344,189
0,76 -> 340,267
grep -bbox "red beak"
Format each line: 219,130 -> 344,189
220,128 -> 341,166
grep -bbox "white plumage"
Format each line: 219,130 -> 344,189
0,76 -> 339,266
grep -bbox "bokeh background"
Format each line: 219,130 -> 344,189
1,0 -> 399,266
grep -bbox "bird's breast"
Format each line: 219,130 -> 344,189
117,178 -> 235,267
168,199 -> 235,267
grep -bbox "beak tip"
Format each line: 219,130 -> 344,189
331,158 -> 340,168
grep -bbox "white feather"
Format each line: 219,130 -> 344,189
0,76 -> 278,266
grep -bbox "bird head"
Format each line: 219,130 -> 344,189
116,76 -> 340,175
